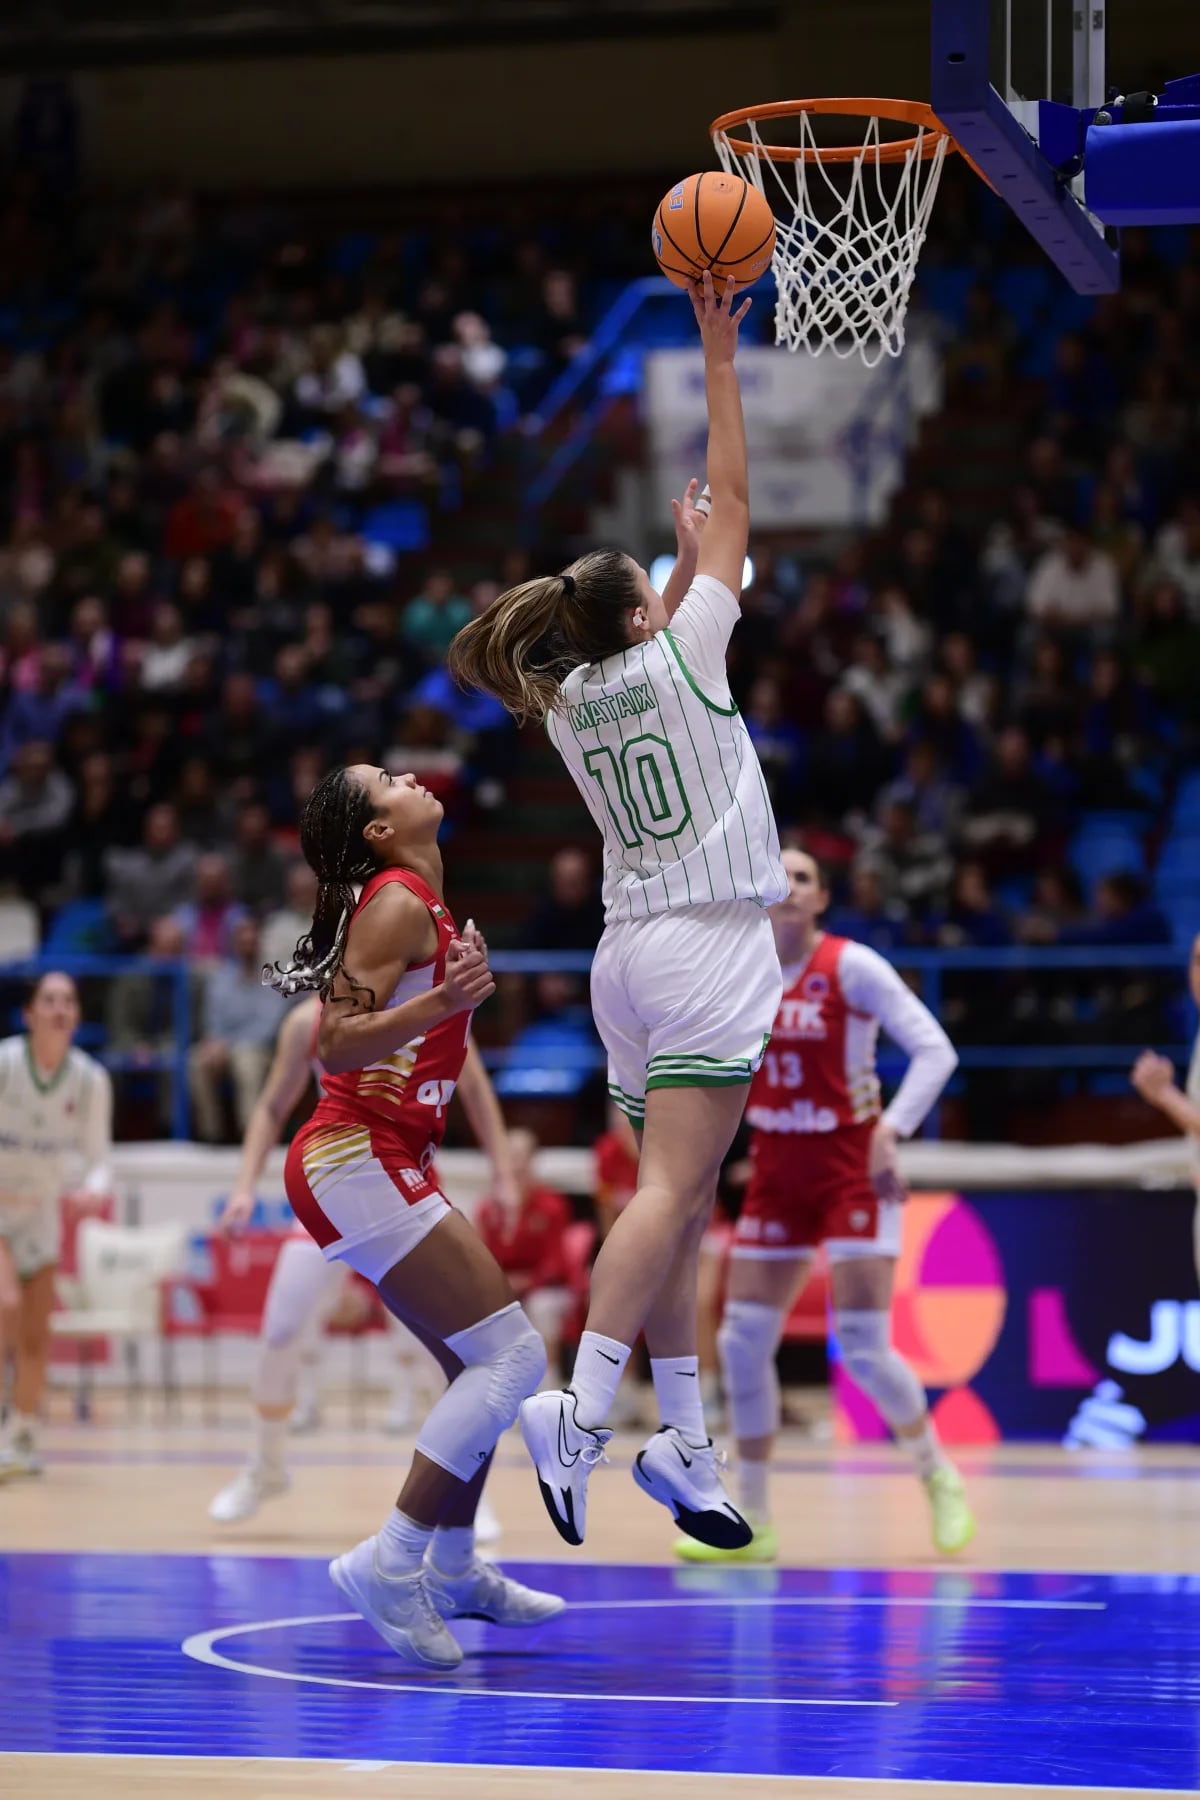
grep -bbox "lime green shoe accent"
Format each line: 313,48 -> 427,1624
673,1519 -> 779,1564
925,1465 -> 976,1556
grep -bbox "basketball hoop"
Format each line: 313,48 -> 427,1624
711,99 -> 959,367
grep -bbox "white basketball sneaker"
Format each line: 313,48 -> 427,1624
0,1427 -> 43,1479
208,1463 -> 290,1524
518,1388 -> 611,1546
425,1557 -> 565,1628
632,1426 -> 754,1550
329,1535 -> 463,1670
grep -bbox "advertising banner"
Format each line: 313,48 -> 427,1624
833,1189 -> 1200,1445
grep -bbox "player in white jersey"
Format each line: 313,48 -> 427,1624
208,992 -> 515,1546
1130,930 -> 1200,1280
0,971 -> 113,1478
676,849 -> 971,1565
449,274 -> 785,1549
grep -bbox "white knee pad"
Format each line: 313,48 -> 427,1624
718,1299 -> 785,1441
255,1239 -> 342,1411
835,1309 -> 927,1432
416,1301 -> 547,1482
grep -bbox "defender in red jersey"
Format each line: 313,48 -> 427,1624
207,989 -> 515,1544
677,848 -> 974,1564
264,763 -> 562,1669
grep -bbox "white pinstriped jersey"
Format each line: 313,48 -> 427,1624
0,1036 -> 113,1212
547,576 -> 787,923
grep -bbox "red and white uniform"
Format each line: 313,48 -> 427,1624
733,933 -> 956,1262
285,869 -> 470,1283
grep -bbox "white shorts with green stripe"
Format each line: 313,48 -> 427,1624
591,897 -> 782,1129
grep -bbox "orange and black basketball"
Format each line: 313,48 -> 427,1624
651,171 -> 776,291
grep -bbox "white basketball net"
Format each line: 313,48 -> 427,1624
714,111 -> 950,367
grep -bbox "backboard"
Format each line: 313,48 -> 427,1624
930,0 -> 1120,292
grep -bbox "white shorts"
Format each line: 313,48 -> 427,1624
591,899 -> 782,1128
0,1202 -> 57,1279
286,1120 -> 453,1285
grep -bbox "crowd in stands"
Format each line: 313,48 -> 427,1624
0,159 -> 1197,1137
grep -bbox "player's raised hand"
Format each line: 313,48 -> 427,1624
690,270 -> 752,360
462,917 -> 488,959
671,477 -> 707,557
440,937 -> 496,1016
1130,1049 -> 1176,1103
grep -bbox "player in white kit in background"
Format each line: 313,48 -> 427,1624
0,971 -> 113,1478
677,849 -> 972,1561
449,273 -> 785,1550
208,990 -> 514,1544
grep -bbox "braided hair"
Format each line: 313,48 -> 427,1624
265,768 -> 379,999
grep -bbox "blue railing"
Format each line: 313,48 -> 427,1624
3,946 -> 1188,1141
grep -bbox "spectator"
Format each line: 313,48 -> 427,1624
1058,873 -> 1168,948
0,739 -> 74,901
104,802 -> 196,946
877,740 -> 965,841
825,861 -> 907,953
962,727 -> 1054,872
105,914 -> 200,1128
66,750 -> 131,899
1026,526 -> 1121,630
856,799 -> 954,919
475,1130 -> 573,1380
261,861 -> 319,977
400,567 -> 473,665
188,918 -> 283,1143
935,861 -> 1010,949
139,602 -> 194,692
744,676 -> 804,814
805,690 -> 888,828
174,853 -> 249,960
522,847 -> 605,951
1,643 -> 84,764
840,631 -> 907,741
227,802 -> 289,916
173,756 -> 231,849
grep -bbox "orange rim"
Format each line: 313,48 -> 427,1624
710,97 -> 958,166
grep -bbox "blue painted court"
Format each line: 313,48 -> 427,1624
2,1551 -> 1198,1788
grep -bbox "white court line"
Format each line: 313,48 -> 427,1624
181,1612 -> 897,1706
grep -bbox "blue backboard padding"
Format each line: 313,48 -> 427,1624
1086,119 -> 1200,225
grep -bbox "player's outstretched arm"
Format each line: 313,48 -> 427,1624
692,272 -> 751,601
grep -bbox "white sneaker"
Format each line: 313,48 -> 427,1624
632,1426 -> 753,1550
518,1388 -> 611,1546
208,1463 -> 290,1524
426,1557 -> 565,1627
289,1397 -> 322,1435
0,1429 -> 42,1479
329,1536 -> 463,1670
474,1492 -> 502,1545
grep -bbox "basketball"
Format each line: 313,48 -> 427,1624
652,171 -> 776,291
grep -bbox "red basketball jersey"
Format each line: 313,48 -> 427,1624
309,868 -> 470,1164
744,933 -> 882,1138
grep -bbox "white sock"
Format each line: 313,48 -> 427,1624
258,1416 -> 289,1473
430,1524 -> 475,1576
570,1331 -> 631,1429
377,1507 -> 434,1575
650,1355 -> 707,1444
738,1456 -> 770,1522
12,1410 -> 37,1444
903,1415 -> 950,1481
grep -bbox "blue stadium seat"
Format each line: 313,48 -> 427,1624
361,500 -> 430,554
42,899 -> 116,954
1069,822 -> 1145,890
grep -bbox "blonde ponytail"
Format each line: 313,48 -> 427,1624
447,575 -> 568,726
447,549 -> 641,726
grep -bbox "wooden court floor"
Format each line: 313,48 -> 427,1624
2,1409 -> 1198,1799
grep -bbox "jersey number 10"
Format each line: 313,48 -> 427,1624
583,732 -> 693,849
